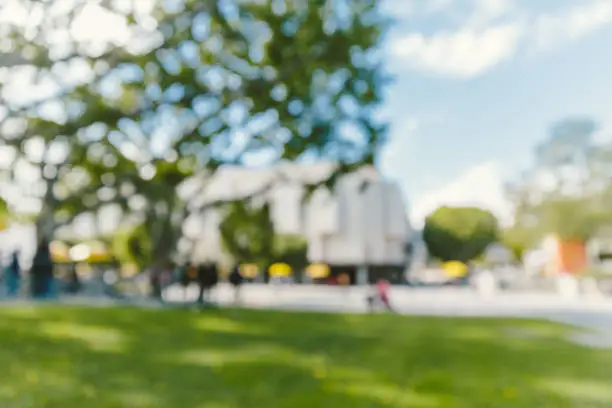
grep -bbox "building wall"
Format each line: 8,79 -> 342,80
188,164 -> 412,267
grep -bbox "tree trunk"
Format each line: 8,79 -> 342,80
146,194 -> 183,300
35,171 -> 60,244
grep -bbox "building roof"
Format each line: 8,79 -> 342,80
183,162 -> 383,209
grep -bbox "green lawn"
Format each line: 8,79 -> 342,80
0,306 -> 610,407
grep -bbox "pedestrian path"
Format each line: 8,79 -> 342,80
2,284 -> 611,347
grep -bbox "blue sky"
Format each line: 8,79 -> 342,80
378,0 -> 612,226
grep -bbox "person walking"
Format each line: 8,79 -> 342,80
366,279 -> 394,313
4,251 -> 21,297
376,279 -> 394,312
195,263 -> 207,305
160,263 -> 173,297
65,264 -> 81,295
176,262 -> 191,302
228,263 -> 244,304
148,265 -> 163,301
31,239 -> 54,299
30,242 -> 42,298
196,262 -> 219,306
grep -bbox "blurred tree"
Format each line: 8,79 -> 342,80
111,224 -> 153,271
510,193 -> 611,243
273,234 -> 308,269
533,197 -> 608,242
423,206 -> 499,263
507,117 -> 612,246
273,234 -> 308,282
0,0 -> 389,268
499,226 -> 536,263
219,200 -> 275,267
218,200 -> 308,279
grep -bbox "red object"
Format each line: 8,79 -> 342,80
556,240 -> 588,274
376,280 -> 390,300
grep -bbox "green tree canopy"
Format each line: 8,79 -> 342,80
423,206 -> 499,263
218,200 -> 308,273
1,0 -> 389,265
273,234 -> 308,270
110,224 -> 153,270
499,226 -> 537,263
219,200 -> 275,267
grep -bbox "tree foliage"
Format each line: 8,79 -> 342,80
110,224 -> 153,270
499,226 -> 536,263
218,200 -> 308,272
273,234 -> 308,270
219,201 -> 275,266
508,117 -> 612,245
423,206 -> 499,263
0,0 -> 389,265
524,196 -> 609,241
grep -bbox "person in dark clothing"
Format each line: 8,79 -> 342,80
178,263 -> 191,287
175,262 -> 191,302
210,263 -> 219,288
31,239 -> 54,299
5,251 -> 21,297
228,263 -> 244,304
196,262 -> 219,306
65,264 -> 81,295
149,265 -> 163,301
196,264 -> 207,305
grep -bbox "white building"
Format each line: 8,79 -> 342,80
183,162 -> 413,284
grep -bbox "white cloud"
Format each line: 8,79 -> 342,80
469,0 -> 514,26
389,0 -> 612,78
391,23 -> 523,77
409,161 -> 513,228
389,0 -> 524,77
532,0 -> 612,51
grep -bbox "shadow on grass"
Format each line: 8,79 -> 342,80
0,306 -> 611,407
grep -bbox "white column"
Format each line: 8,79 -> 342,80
357,265 -> 369,285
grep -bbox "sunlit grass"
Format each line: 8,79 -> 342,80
0,306 -> 610,407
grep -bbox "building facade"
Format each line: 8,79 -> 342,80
185,163 -> 413,284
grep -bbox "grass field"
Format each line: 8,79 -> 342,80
0,306 -> 610,407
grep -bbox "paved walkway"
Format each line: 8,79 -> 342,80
3,284 -> 612,347
169,284 -> 612,347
